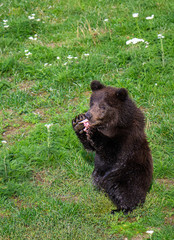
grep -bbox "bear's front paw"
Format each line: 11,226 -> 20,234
72,114 -> 86,134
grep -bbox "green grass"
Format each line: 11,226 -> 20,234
0,0 -> 174,239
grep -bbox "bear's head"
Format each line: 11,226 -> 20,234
85,81 -> 140,137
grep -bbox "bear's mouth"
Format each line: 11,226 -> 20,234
80,118 -> 105,132
80,119 -> 90,132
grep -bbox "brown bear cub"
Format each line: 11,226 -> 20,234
72,81 -> 153,213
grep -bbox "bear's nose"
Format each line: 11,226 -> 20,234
85,111 -> 92,120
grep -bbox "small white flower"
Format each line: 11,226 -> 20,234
28,16 -> 35,20
126,38 -> 145,45
63,62 -> 68,66
31,14 -> 35,17
84,53 -> 89,56
3,20 -> 8,23
146,230 -> 154,235
146,14 -> 154,20
29,36 -> 37,40
49,64 -> 52,66
132,13 -> 139,18
145,45 -> 148,48
34,34 -> 37,37
45,123 -> 53,129
0,3 -> 4,7
158,34 -> 164,39
44,63 -> 48,66
104,19 -> 109,22
74,57 -> 78,59
145,41 -> 149,45
4,25 -> 9,28
36,19 -> 41,21
25,50 -> 29,53
2,140 -> 7,144
57,57 -> 60,60
25,52 -> 32,56
67,55 -> 73,59
155,83 -> 157,86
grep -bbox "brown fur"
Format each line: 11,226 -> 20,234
72,81 -> 153,213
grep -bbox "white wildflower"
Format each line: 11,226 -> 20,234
31,14 -> 35,17
126,38 -> 145,45
29,36 -> 37,40
104,19 -> 109,22
2,140 -> 7,144
25,50 -> 29,53
155,83 -> 157,86
0,3 -> 4,7
67,55 -> 73,59
25,52 -> 32,56
28,16 -> 35,20
3,20 -> 8,23
158,34 -> 164,39
146,230 -> 154,235
74,57 -> 78,59
36,19 -> 41,21
84,53 -> 89,56
44,63 -> 48,66
146,14 -> 154,20
63,62 -> 68,66
4,25 -> 9,28
57,57 -> 60,60
45,123 -> 53,129
132,13 -> 139,18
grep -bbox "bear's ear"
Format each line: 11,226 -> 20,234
91,80 -> 105,91
116,88 -> 128,101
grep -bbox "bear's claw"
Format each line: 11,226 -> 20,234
72,114 -> 86,134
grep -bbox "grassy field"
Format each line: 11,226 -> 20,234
0,0 -> 174,239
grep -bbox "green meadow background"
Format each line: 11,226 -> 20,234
0,0 -> 173,239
